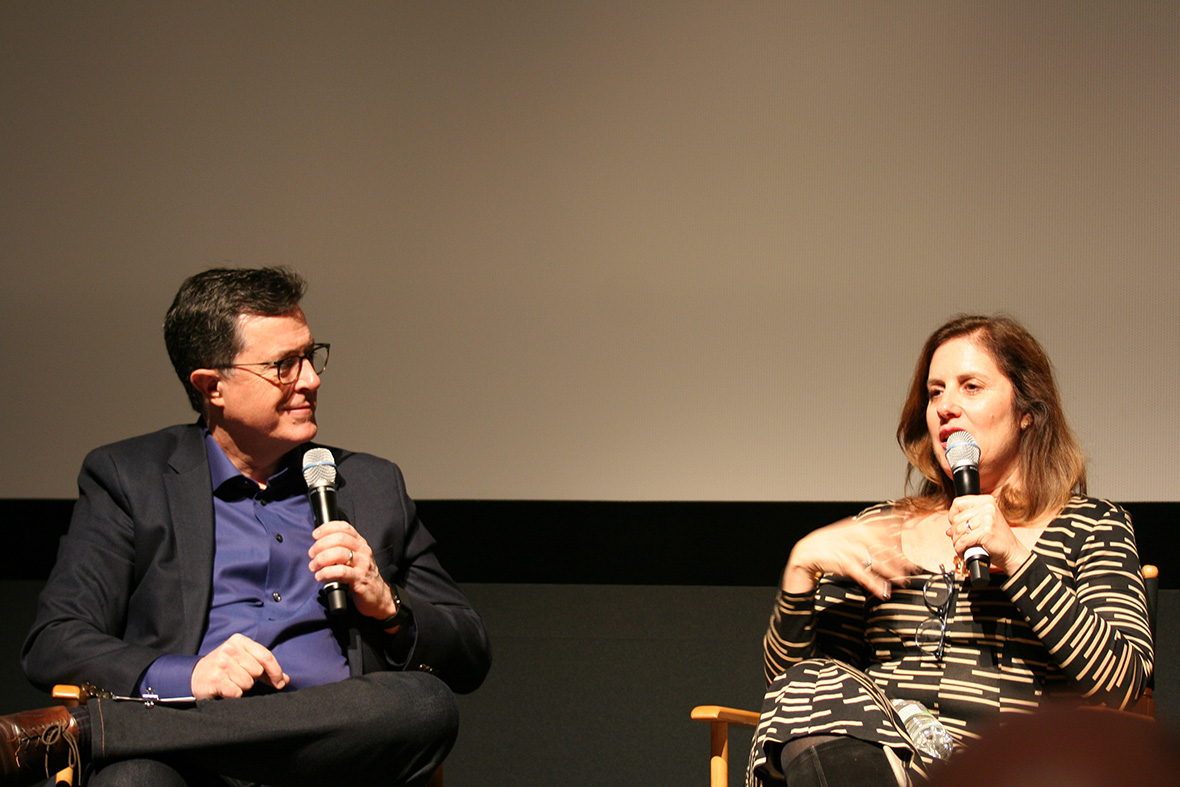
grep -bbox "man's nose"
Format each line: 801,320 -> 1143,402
296,360 -> 322,391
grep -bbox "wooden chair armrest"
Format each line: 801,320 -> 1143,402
691,706 -> 760,787
51,684 -> 86,707
690,705 -> 760,727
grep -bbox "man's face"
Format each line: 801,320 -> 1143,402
213,308 -> 321,464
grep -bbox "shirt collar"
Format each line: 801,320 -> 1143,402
205,432 -> 304,501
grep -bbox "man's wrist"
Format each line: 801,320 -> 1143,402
139,654 -> 201,699
377,584 -> 413,630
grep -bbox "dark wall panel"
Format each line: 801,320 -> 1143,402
6,499 -> 1178,586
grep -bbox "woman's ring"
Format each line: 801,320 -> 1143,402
965,521 -> 973,532
863,552 -> 873,571
347,549 -> 355,566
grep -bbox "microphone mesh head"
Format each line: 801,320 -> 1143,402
945,430 -> 980,470
302,447 -> 337,488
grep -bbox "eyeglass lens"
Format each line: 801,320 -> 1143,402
915,570 -> 955,657
278,345 -> 328,382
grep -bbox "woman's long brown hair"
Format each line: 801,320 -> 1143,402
896,314 -> 1086,523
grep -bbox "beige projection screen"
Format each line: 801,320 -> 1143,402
2,2 -> 1176,501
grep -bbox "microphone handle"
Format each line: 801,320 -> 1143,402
309,484 -> 337,523
309,484 -> 349,616
964,550 -> 990,587
952,466 -> 991,588
952,466 -> 980,497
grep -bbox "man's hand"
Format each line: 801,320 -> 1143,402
309,520 -> 399,623
191,633 -> 289,700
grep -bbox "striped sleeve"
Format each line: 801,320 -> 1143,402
763,578 -> 871,684
762,589 -> 818,684
762,504 -> 892,684
1001,499 -> 1153,709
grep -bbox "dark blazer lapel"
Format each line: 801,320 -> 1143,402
328,448 -> 392,675
164,426 -> 216,654
332,450 -> 377,554
326,448 -> 364,674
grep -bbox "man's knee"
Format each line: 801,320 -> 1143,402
321,672 -> 459,753
365,671 -> 459,750
392,674 -> 459,787
303,672 -> 458,784
407,672 -> 459,732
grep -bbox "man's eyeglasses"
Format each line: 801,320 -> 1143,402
915,565 -> 958,661
222,343 -> 330,385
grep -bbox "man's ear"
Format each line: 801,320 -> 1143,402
189,368 -> 223,409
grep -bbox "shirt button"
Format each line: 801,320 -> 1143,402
272,592 -> 282,602
275,533 -> 284,543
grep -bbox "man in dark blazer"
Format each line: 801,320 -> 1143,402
1,268 -> 491,787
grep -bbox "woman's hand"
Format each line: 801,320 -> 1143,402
782,514 -> 918,600
946,494 -> 1030,576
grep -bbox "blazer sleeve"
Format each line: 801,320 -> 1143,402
22,443 -> 180,695
341,453 -> 491,695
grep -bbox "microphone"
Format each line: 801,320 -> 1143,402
303,447 -> 348,616
945,430 -> 990,588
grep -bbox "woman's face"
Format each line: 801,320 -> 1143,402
925,334 -> 1026,494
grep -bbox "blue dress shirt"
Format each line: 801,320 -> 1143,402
138,435 -> 350,697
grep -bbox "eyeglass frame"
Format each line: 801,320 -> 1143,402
915,564 -> 959,661
219,342 -> 330,385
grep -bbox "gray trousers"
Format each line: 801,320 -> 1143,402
83,672 -> 458,787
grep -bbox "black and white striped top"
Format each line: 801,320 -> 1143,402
748,496 -> 1153,785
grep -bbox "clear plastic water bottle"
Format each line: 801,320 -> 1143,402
890,699 -> 954,760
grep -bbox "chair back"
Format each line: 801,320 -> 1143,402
1143,564 -> 1159,643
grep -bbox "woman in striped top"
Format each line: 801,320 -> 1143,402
748,315 -> 1153,786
